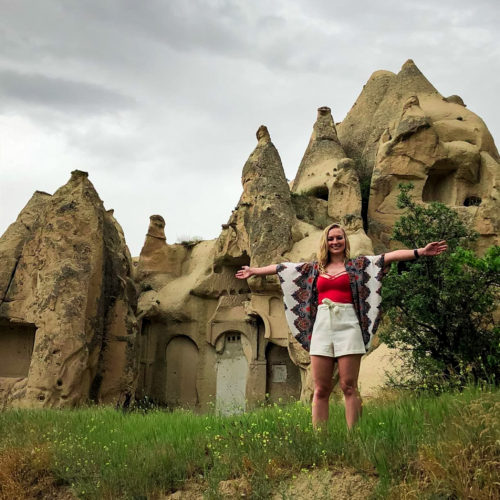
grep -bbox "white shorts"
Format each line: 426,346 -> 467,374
309,299 -> 366,358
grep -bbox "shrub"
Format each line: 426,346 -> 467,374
176,235 -> 203,246
380,184 -> 500,390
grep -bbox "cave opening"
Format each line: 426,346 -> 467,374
0,321 -> 36,378
422,169 -> 456,205
312,186 -> 329,201
464,196 -> 481,207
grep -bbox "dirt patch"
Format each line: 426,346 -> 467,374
159,468 -> 376,499
160,478 -> 251,499
159,480 -> 206,499
274,467 -> 377,499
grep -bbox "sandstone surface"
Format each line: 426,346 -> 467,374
337,60 -> 439,175
336,60 -> 499,252
216,125 -> 295,273
293,107 -> 365,233
368,89 -> 499,251
0,171 -> 138,408
135,127 -> 305,409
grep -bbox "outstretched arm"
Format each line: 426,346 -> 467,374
235,264 -> 277,279
384,241 -> 448,265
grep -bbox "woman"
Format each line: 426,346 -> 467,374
236,223 -> 447,429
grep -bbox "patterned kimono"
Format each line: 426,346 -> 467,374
276,255 -> 386,352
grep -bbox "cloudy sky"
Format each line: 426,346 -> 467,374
1,0 -> 499,256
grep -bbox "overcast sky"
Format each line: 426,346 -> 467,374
1,0 -> 499,256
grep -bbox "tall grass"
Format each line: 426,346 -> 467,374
0,386 -> 498,499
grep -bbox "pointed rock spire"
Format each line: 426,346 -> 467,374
242,125 -> 295,267
289,107 -> 367,234
137,215 -> 168,277
137,215 -> 186,279
146,215 -> 167,240
292,106 -> 346,195
397,59 -> 439,94
256,124 -> 271,145
216,125 -> 294,270
337,60 -> 440,174
311,106 -> 341,142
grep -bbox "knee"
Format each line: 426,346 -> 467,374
340,379 -> 358,398
314,382 -> 332,400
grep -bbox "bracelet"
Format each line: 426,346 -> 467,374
413,249 -> 420,259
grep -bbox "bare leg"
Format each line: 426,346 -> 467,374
311,355 -> 335,429
337,354 -> 363,429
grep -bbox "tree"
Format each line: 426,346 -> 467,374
380,184 -> 500,390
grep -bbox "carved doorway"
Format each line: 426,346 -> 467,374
0,321 -> 36,378
137,320 -> 156,400
216,332 -> 248,415
266,343 -> 301,403
165,336 -> 199,408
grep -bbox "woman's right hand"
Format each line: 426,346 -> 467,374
235,266 -> 253,279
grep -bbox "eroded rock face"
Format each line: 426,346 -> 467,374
216,125 -> 295,271
136,215 -> 188,284
292,108 -> 363,229
368,91 -> 500,252
0,171 -> 138,408
293,106 -> 347,195
136,63 -> 497,410
291,107 -> 372,253
334,59 -> 499,252
337,60 -> 440,175
0,191 -> 52,304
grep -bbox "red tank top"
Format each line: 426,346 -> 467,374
317,272 -> 353,304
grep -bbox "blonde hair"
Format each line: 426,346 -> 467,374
318,223 -> 350,272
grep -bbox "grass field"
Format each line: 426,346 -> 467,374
0,385 -> 498,499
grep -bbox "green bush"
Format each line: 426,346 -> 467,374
380,184 -> 500,390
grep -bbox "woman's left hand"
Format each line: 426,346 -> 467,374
422,240 -> 448,256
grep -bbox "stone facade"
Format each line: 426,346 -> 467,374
0,61 -> 498,410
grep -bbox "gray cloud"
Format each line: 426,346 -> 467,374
0,69 -> 136,114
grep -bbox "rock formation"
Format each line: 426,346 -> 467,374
292,106 -> 348,197
338,60 -> 500,252
0,171 -> 138,408
292,106 -> 373,255
136,215 -> 188,290
215,125 -> 295,273
1,60 -> 498,410
337,59 -> 440,174
134,126 -> 305,411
